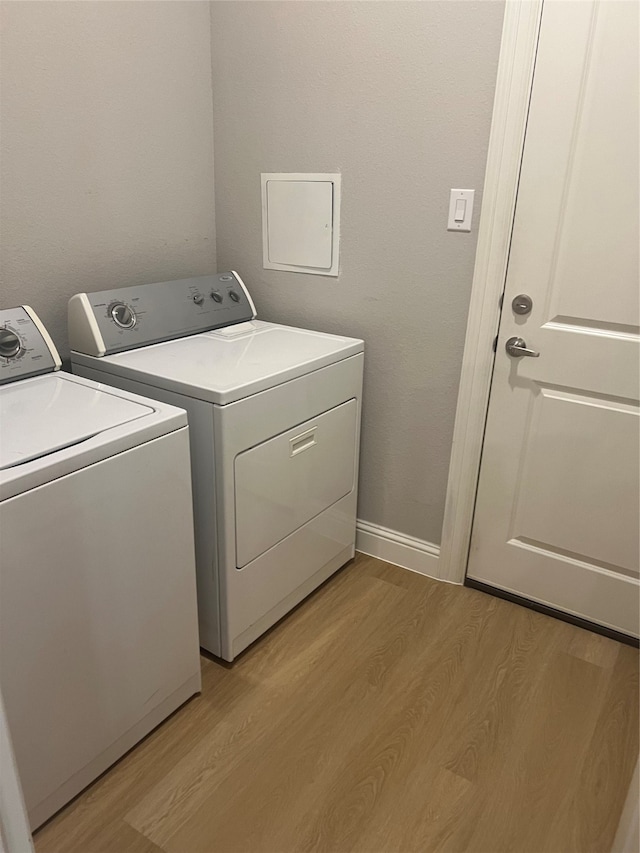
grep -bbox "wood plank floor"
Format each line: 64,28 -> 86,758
35,554 -> 639,853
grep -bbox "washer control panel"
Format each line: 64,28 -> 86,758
69,272 -> 256,356
0,306 -> 61,385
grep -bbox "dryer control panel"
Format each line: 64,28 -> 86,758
68,272 -> 256,357
0,306 -> 61,385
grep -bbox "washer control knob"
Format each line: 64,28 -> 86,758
211,291 -> 223,303
193,293 -> 204,306
228,290 -> 240,303
0,328 -> 21,358
110,302 -> 136,329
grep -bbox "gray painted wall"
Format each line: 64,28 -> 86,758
0,1 -> 216,359
0,0 -> 504,548
210,1 -> 504,545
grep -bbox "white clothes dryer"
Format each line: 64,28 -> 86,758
68,273 -> 364,661
0,306 -> 201,830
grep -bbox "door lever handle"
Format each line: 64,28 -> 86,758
505,336 -> 540,358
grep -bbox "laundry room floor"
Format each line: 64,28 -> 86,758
35,553 -> 638,853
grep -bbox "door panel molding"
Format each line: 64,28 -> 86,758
509,538 -> 639,582
438,0 -> 544,583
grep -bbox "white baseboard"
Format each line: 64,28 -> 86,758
356,520 -> 442,581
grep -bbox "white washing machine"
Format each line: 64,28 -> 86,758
0,306 -> 201,830
68,273 -> 364,661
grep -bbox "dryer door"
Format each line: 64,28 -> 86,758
234,399 -> 358,568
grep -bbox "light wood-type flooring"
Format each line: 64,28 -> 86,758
35,554 -> 639,853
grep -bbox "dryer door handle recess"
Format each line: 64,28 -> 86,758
290,427 -> 317,457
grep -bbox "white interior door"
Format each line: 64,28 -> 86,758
466,0 -> 639,637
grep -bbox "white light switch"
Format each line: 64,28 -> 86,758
261,173 -> 341,276
448,189 -> 475,232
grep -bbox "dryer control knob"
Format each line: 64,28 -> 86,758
193,293 -> 205,306
211,292 -> 223,303
110,303 -> 136,329
228,290 -> 240,303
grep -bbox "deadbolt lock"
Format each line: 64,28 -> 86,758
512,294 -> 533,315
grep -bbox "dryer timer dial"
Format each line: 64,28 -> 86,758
110,302 -> 136,329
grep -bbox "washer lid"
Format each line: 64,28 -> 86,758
0,373 -> 154,469
83,321 -> 364,405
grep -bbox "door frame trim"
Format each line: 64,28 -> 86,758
438,0 -> 544,583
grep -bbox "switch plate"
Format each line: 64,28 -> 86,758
447,188 -> 475,232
